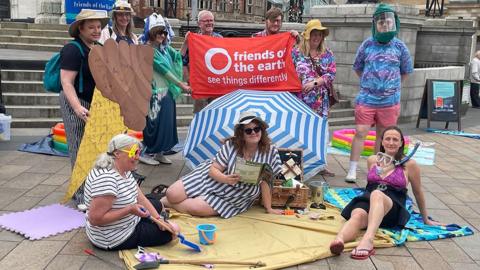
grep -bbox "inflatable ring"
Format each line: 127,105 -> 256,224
52,123 -> 66,137
52,134 -> 67,144
332,129 -> 409,156
127,130 -> 143,140
53,140 -> 69,153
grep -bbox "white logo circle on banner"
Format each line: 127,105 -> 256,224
205,48 -> 231,75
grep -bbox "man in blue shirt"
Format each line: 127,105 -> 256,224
346,4 -> 413,182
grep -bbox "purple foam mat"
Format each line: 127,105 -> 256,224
0,203 -> 86,240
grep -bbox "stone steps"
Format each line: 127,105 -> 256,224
0,28 -> 71,38
0,35 -> 72,45
0,42 -> 63,51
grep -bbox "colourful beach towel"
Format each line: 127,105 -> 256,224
325,188 -> 474,245
328,146 -> 436,166
426,128 -> 480,140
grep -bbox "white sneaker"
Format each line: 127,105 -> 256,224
139,154 -> 160,165
155,154 -> 172,164
345,171 -> 357,183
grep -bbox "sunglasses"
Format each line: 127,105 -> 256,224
376,152 -> 394,166
119,144 -> 140,158
244,126 -> 261,135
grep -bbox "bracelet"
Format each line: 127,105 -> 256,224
314,81 -> 318,86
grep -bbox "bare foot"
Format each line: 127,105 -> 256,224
266,208 -> 284,215
351,238 -> 374,258
329,238 -> 344,255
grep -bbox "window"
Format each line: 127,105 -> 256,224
187,0 -> 191,8
198,0 -> 213,9
246,0 -> 253,14
217,0 -> 227,11
233,0 -> 239,11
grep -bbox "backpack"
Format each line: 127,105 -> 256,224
43,41 -> 85,93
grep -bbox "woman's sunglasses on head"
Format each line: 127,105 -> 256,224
244,126 -> 261,135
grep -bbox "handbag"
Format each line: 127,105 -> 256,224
310,55 -> 340,107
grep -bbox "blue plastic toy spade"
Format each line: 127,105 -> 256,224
140,207 -> 202,252
177,233 -> 202,252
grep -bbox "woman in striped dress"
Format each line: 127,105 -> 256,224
84,134 -> 180,250
162,111 -> 284,218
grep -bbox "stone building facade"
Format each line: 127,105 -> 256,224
131,0 -> 271,22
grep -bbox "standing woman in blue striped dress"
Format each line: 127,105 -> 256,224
162,111 -> 284,218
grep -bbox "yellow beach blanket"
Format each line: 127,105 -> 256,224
119,205 -> 394,269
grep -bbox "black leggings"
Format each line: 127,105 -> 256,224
105,197 -> 173,251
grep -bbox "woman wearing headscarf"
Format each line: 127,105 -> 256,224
99,0 -> 138,45
292,19 -> 336,176
141,13 -> 191,165
59,9 -> 109,205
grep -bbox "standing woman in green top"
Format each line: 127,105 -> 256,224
141,13 -> 191,164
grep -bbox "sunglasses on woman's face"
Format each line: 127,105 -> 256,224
119,144 -> 140,158
244,126 -> 261,135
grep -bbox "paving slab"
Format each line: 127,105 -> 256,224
44,254 -> 88,270
409,248 -> 453,270
0,240 -> 66,270
371,255 -> 422,270
430,239 -> 475,263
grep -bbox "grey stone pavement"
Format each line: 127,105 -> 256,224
0,108 -> 480,270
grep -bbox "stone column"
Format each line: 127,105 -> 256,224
34,0 -> 62,24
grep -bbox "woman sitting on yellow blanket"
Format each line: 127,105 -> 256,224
329,126 -> 442,260
162,111 -> 283,218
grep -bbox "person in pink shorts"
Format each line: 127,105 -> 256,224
345,4 -> 413,182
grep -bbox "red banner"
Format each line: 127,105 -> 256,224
188,32 -> 301,99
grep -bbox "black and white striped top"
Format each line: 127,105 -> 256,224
182,141 -> 282,218
83,168 -> 140,249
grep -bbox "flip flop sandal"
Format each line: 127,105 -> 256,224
329,240 -> 344,255
146,184 -> 169,200
151,184 -> 169,194
350,248 -> 375,260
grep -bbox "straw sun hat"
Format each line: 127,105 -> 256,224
68,9 -> 110,37
302,19 -> 329,40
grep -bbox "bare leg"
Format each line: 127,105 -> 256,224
161,179 -> 218,217
336,208 -> 369,243
330,208 -> 368,254
260,181 -> 282,215
350,125 -> 370,162
160,179 -> 188,208
169,197 -> 218,217
346,124 -> 370,181
375,125 -> 387,153
352,191 -> 393,257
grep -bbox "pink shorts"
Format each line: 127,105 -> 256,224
355,104 -> 400,127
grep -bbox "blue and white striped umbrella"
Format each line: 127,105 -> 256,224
183,90 -> 328,180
